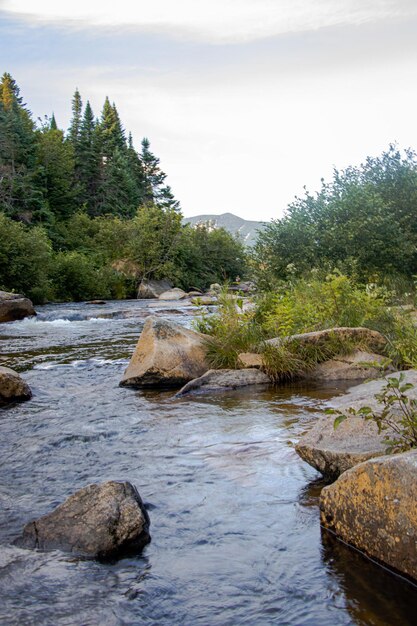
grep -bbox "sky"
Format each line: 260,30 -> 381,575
1,0 -> 417,222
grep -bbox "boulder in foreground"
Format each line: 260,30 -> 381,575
120,316 -> 209,388
0,291 -> 36,323
15,481 -> 150,560
296,369 -> 417,480
176,368 -> 270,396
0,366 -> 32,404
320,450 -> 417,581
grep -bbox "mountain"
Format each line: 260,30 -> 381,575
183,212 -> 266,247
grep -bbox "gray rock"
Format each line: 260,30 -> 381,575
15,481 -> 150,560
320,450 -> 417,581
137,279 -> 173,299
176,368 -> 271,396
301,350 -> 388,381
158,288 -> 187,301
295,369 -> 417,480
0,366 -> 32,404
191,296 -> 218,306
120,316 -> 209,388
266,327 -> 387,354
0,291 -> 36,323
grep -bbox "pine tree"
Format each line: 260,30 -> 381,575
50,114 -> 58,130
0,72 -> 48,222
140,137 -> 180,211
68,89 -> 82,147
99,97 -> 126,158
78,100 -> 100,214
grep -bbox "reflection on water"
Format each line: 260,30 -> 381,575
0,299 -> 416,625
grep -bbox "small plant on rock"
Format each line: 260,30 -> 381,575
330,374 -> 417,453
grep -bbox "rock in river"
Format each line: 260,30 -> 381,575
120,316 -> 209,388
296,369 -> 417,480
320,450 -> 417,581
137,278 -> 173,299
15,481 -> 150,560
266,327 -> 387,354
0,366 -> 32,404
0,290 -> 36,323
176,368 -> 271,396
158,288 -> 187,300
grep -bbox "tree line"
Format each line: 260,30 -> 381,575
0,72 -> 246,302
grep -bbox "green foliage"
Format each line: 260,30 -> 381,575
258,273 -> 393,338
255,145 -> 417,285
194,289 -> 263,368
331,374 -> 417,453
0,212 -> 52,302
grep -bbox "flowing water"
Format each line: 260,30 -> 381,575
1,300 -> 416,626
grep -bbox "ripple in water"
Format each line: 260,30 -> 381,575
1,299 -> 417,625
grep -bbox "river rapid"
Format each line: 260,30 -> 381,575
1,299 -> 416,626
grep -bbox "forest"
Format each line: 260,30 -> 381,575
0,72 -> 246,302
2,71 -> 417,305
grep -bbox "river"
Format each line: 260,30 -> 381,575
1,299 -> 416,625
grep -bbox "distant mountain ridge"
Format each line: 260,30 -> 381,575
183,212 -> 266,247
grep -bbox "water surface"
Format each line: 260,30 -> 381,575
1,300 -> 416,625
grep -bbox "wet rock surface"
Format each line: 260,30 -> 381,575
0,291 -> 36,323
15,481 -> 150,560
176,368 -> 271,396
120,316 -> 209,388
296,369 -> 417,479
0,366 -> 32,404
320,450 -> 417,581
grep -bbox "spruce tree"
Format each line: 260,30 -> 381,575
140,137 -> 180,211
68,89 -> 82,147
78,100 -> 100,214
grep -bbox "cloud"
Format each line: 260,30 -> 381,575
2,0 -> 416,44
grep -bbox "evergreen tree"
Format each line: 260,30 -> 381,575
68,88 -> 82,147
50,113 -> 58,130
99,97 -> 126,158
0,72 -> 48,222
140,137 -> 180,211
78,100 -> 100,213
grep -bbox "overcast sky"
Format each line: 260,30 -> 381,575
1,0 -> 417,221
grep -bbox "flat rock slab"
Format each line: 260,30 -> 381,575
296,369 -> 417,480
320,450 -> 417,581
302,350 -> 388,381
158,288 -> 187,300
0,291 -> 36,323
176,368 -> 271,396
120,316 -> 209,388
15,481 -> 150,560
0,366 -> 32,404
266,327 -> 387,354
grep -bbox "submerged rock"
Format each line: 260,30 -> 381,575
15,481 -> 150,560
137,278 -> 173,299
158,288 -> 187,301
0,366 -> 32,404
320,450 -> 417,581
120,316 -> 209,388
0,290 -> 36,323
176,368 -> 270,396
296,369 -> 417,480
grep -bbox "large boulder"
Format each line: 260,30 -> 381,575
0,291 -> 36,323
320,450 -> 417,581
176,368 -> 270,396
137,279 -> 173,299
266,327 -> 387,354
0,366 -> 32,404
15,481 -> 150,560
158,288 -> 187,301
120,316 -> 209,388
296,369 -> 417,480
